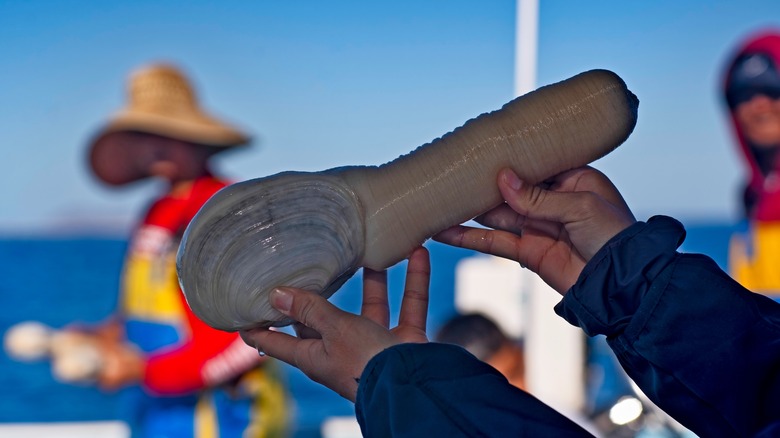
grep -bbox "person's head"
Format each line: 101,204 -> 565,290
726,50 -> 780,148
91,131 -> 224,185
87,63 -> 251,186
722,30 -> 780,217
435,313 -> 526,390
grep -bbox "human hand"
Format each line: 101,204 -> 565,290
240,246 -> 431,402
92,318 -> 123,344
434,166 -> 635,294
95,338 -> 145,391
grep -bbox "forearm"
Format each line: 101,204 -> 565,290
355,343 -> 592,437
556,216 -> 780,436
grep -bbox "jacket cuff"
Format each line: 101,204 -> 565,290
554,215 -> 686,337
356,343 -> 484,404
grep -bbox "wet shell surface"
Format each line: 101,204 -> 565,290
178,69 -> 640,331
178,171 -> 365,328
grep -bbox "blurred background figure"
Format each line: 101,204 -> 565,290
435,312 -> 526,390
723,29 -> 780,301
77,63 -> 288,437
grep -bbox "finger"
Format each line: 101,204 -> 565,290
474,203 -> 561,239
398,247 -> 430,331
498,168 -> 596,225
361,268 -> 389,328
563,167 -> 635,221
473,203 -> 525,235
433,225 -> 524,261
293,322 -> 322,340
240,328 -> 305,366
436,221 -> 576,274
270,287 -> 341,337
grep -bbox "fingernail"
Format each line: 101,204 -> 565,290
271,288 -> 293,314
502,169 -> 522,190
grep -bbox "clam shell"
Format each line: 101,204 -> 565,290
177,171 -> 365,330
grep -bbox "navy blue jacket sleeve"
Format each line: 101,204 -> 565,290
555,216 -> 780,437
355,343 -> 592,437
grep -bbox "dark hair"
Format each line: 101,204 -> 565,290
435,313 -> 509,361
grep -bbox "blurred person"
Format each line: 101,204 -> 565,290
434,313 -> 526,390
83,63 -> 288,437
723,30 -> 780,300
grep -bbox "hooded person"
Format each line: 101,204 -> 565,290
84,63 -> 289,437
723,30 -> 780,220
723,30 -> 780,300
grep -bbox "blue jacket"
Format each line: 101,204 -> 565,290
355,216 -> 780,437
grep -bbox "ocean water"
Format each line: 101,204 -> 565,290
0,220 -> 734,436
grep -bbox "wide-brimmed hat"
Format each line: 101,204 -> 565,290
88,63 -> 251,185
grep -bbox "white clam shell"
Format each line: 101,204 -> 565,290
178,171 -> 365,329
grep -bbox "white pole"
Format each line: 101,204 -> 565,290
514,0 -> 538,97
456,2 -> 587,426
515,0 -> 587,422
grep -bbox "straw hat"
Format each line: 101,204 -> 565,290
88,63 -> 251,185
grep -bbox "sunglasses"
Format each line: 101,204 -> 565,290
727,86 -> 780,108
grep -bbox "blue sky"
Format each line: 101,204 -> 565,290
1,0 -> 779,234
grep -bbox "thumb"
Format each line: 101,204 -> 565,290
498,168 -> 586,224
270,287 -> 340,336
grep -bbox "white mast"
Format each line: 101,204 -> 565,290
514,0 -> 587,419
514,0 -> 538,97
